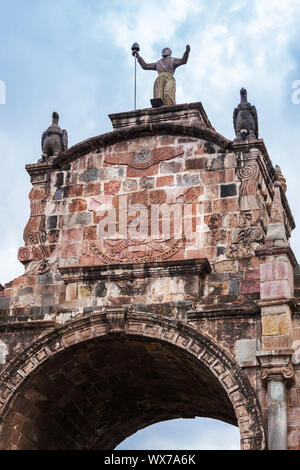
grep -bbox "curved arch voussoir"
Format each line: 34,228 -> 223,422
0,312 -> 265,450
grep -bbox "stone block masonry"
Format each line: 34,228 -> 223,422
0,102 -> 298,450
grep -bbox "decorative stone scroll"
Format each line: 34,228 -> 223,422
228,211 -> 265,258
237,160 -> 260,211
257,351 -> 295,386
17,245 -> 45,264
260,365 -> 295,385
20,184 -> 51,274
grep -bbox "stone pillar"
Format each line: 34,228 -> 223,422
256,244 -> 297,351
255,178 -> 297,449
257,351 -> 294,450
267,379 -> 287,450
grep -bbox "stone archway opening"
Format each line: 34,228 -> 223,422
116,417 -> 240,450
1,335 -> 239,450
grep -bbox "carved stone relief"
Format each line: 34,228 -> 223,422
228,158 -> 266,258
19,184 -> 51,273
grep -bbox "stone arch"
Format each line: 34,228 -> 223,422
0,312 -> 265,450
55,121 -> 229,167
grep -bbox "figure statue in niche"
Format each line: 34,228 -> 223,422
132,45 -> 190,106
41,112 -> 68,160
233,88 -> 258,141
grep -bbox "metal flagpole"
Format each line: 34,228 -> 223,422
134,53 -> 136,110
131,43 -> 140,110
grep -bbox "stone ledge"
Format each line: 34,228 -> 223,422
255,297 -> 297,311
187,303 -> 259,320
25,159 -> 55,184
108,102 -> 214,130
0,319 -> 55,332
255,244 -> 298,267
59,258 -> 211,283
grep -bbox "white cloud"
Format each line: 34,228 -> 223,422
95,0 -> 203,56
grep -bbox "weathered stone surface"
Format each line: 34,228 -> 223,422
80,168 -> 99,182
1,102 -> 298,450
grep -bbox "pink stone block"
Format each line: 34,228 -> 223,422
260,263 -> 273,282
88,195 -> 113,211
60,243 -> 82,258
275,261 -> 291,281
224,153 -> 237,169
164,188 -> 185,204
274,260 -> 294,291
261,280 -> 292,299
62,228 -> 82,243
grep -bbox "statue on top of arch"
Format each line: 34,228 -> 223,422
132,44 -> 191,106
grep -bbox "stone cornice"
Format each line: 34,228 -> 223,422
58,258 -> 212,283
25,159 -> 54,184
255,244 -> 298,267
187,303 -> 259,320
109,102 -> 214,129
255,297 -> 297,312
25,119 -> 230,178
0,319 -> 55,332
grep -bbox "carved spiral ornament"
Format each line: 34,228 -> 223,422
24,232 -> 39,245
36,260 -> 50,274
18,246 -> 31,263
237,163 -> 258,181
248,227 -> 264,243
261,366 -> 295,385
29,187 -> 47,202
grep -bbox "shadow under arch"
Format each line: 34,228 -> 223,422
0,312 -> 266,450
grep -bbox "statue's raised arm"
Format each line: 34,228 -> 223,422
173,44 -> 191,69
133,44 -> 190,106
133,51 -> 156,71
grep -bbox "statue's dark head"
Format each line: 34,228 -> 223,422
240,88 -> 247,99
52,112 -> 59,125
162,47 -> 172,58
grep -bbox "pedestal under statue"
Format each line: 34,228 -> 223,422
133,45 -> 190,106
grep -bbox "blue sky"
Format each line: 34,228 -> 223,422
1,0 -> 300,449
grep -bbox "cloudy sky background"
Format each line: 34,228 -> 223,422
1,0 -> 300,449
